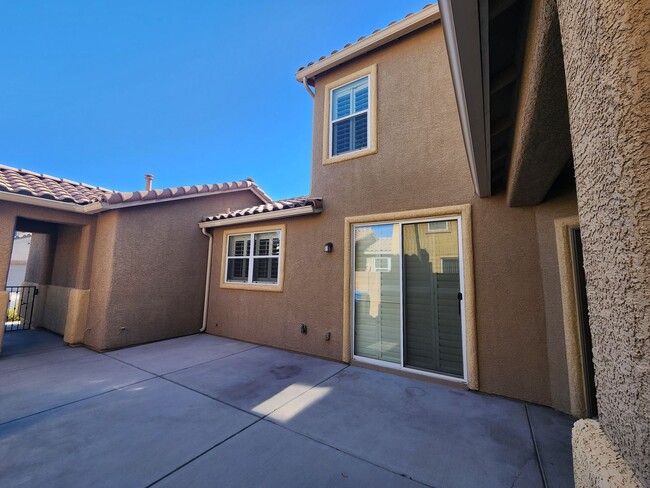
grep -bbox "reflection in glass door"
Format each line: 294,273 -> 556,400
352,218 -> 465,380
353,224 -> 401,363
402,221 -> 463,377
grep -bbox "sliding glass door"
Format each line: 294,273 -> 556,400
352,218 -> 465,380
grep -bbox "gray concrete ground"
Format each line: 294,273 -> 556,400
0,330 -> 575,487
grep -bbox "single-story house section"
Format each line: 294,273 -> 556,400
0,164 -> 270,352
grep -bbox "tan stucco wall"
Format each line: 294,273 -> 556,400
506,0 -> 572,206
206,23 -> 580,409
0,291 -> 8,353
32,285 -> 89,344
557,0 -> 650,483
573,420 -> 644,488
535,185 -> 579,414
84,191 -> 263,351
0,208 -> 19,285
24,233 -> 55,285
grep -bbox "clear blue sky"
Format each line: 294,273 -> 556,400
0,1 -> 430,200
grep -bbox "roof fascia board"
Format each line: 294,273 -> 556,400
249,187 -> 273,204
1,187 -> 265,214
0,191 -> 90,213
100,187 -> 264,212
199,205 -> 322,229
439,0 -> 492,197
295,6 -> 441,83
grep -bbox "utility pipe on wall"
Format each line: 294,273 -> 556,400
200,227 -> 213,333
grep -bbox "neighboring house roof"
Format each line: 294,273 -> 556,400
295,4 -> 440,84
0,164 -> 272,214
365,237 -> 393,254
200,197 -> 323,228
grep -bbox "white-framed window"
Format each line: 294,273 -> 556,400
427,221 -> 449,233
225,230 -> 281,285
373,256 -> 391,272
441,257 -> 459,274
322,65 -> 377,165
331,76 -> 369,157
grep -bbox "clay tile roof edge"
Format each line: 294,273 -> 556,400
0,163 -> 273,212
295,4 -> 439,83
199,197 -> 323,227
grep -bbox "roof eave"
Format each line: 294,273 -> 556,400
0,191 -> 104,213
199,205 -> 322,229
295,6 -> 441,84
0,186 -> 266,214
439,0 -> 492,197
102,187 -> 265,211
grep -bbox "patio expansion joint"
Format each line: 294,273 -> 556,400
146,417 -> 265,487
147,364 -> 354,486
257,364 -> 436,488
266,418 -> 436,488
525,404 -> 549,488
0,376 -> 155,428
102,343 -> 262,377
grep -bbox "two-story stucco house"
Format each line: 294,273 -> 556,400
200,5 -> 581,414
1,2 -> 646,485
200,4 -> 649,485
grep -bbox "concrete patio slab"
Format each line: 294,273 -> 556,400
0,377 -> 257,488
155,419 -> 424,488
0,346 -> 153,424
0,330 -> 574,487
527,404 -> 575,487
0,341 -> 95,374
268,366 -> 547,488
0,329 -> 66,357
165,345 -> 347,416
105,333 -> 259,375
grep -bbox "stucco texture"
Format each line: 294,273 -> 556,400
83,190 -> 262,350
557,0 -> 650,483
573,419 -> 644,488
506,0 -> 572,207
0,190 -> 263,353
207,23 -> 579,410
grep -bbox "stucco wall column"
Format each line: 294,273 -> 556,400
556,0 -> 649,485
0,213 -> 16,354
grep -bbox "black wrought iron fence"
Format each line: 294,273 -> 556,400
4,286 -> 38,331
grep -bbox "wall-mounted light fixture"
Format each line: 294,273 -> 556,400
324,242 -> 333,253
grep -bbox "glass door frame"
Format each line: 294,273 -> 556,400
350,215 -> 468,383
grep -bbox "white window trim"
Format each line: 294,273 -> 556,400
330,76 -> 370,158
220,224 -> 286,292
322,65 -> 378,165
427,221 -> 450,233
373,256 -> 392,272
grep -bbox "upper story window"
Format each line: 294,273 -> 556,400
221,224 -> 286,292
323,65 -> 377,165
331,77 -> 369,156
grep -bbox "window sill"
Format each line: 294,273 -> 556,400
220,282 -> 284,292
323,145 -> 377,165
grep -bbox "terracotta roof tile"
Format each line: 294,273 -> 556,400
296,4 -> 435,74
202,197 -> 323,222
0,164 -> 115,204
0,164 -> 273,208
365,237 -> 393,254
